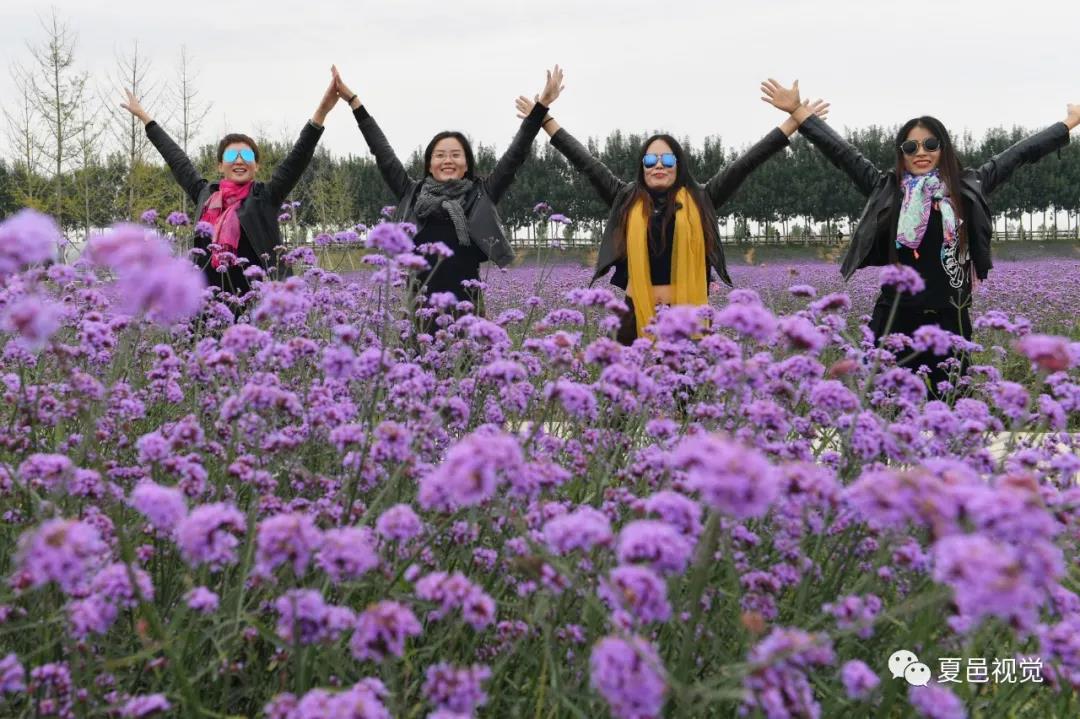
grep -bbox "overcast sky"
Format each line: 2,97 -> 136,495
3,0 -> 1079,163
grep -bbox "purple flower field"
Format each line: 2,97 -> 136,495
0,209 -> 1078,718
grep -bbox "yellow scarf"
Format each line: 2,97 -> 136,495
625,186 -> 709,338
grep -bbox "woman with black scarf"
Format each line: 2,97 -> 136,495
333,65 -> 564,315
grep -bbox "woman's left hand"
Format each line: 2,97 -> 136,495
537,65 -> 565,107
515,95 -> 536,120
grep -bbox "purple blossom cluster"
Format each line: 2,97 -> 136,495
0,209 -> 1077,717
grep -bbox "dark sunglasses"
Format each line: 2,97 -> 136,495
222,147 -> 257,163
899,138 -> 941,155
643,153 -> 677,169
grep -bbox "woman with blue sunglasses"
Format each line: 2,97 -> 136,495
121,76 -> 340,302
762,78 -> 1080,396
517,81 -> 828,344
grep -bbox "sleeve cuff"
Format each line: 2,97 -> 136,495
771,126 -> 791,146
353,105 -> 371,123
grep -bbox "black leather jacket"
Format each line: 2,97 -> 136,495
550,127 -> 790,287
352,103 -> 549,268
797,115 -> 1070,280
146,119 -> 323,274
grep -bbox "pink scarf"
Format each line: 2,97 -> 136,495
200,180 -> 253,269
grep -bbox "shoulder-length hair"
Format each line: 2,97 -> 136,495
423,131 -> 477,180
611,133 -> 719,261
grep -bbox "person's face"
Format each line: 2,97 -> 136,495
643,138 -> 677,191
901,125 -> 941,176
429,137 -> 468,181
218,143 -> 258,183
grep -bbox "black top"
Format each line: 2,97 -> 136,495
144,118 -> 324,286
879,208 -> 971,309
412,215 -> 488,300
609,191 -> 710,290
796,115 -> 1071,281
551,126 -> 791,288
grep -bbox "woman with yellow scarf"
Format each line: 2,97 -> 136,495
516,81 -> 827,344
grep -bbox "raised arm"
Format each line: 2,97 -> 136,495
334,65 -> 413,200
761,79 -> 882,197
975,104 -> 1078,194
703,82 -> 830,207
124,90 -> 207,204
517,97 -> 627,207
485,65 -> 564,202
267,75 -> 335,206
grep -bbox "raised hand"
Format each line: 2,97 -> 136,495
1065,103 -> 1080,131
515,95 -> 536,120
537,65 -> 565,107
804,98 -> 830,122
313,74 -> 339,126
120,89 -> 151,124
331,65 -> 359,107
760,78 -> 801,113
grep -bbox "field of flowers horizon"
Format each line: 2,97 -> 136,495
0,208 -> 1078,718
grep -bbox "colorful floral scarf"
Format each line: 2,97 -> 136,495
896,170 -> 958,258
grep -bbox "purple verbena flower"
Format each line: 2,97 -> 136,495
350,601 -> 423,662
423,662 -> 492,714
590,635 -> 667,719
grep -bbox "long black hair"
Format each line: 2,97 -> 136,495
423,131 -> 477,180
893,116 -> 968,256
611,133 -> 720,261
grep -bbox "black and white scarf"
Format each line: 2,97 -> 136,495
414,177 -> 473,247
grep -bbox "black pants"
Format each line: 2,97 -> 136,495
870,295 -> 972,396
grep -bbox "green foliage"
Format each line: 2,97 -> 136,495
5,122 -> 1080,239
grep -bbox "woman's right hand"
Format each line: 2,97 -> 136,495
331,65 -> 360,108
537,64 -> 564,107
120,89 -> 151,124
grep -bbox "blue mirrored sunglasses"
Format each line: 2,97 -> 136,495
222,147 -> 256,163
642,152 -> 677,169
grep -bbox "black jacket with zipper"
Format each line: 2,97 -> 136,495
796,114 -> 1070,281
352,102 -> 550,268
145,119 -> 324,278
550,127 -> 790,287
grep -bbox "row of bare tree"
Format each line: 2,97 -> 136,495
2,10 -> 210,232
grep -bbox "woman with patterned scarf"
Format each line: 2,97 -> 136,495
121,76 -> 340,303
763,80 -> 1080,395
332,65 -> 564,317
517,80 -> 828,345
